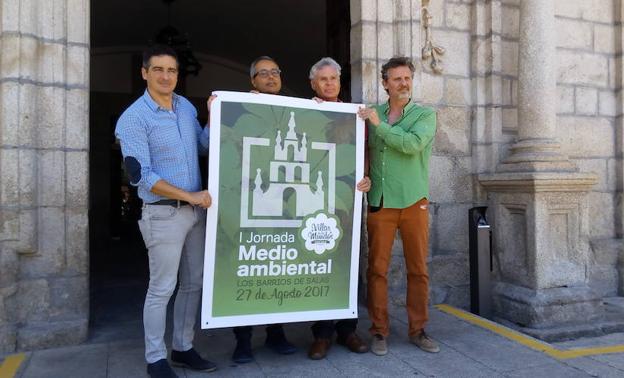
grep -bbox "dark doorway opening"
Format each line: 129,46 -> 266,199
88,0 -> 351,341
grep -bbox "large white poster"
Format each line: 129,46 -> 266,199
201,91 -> 365,329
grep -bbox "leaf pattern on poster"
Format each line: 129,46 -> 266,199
335,144 -> 356,178
207,95 -> 362,322
334,179 -> 354,213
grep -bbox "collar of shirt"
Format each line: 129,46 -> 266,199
142,89 -> 179,113
380,99 -> 416,121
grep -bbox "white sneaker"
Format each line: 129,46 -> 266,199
371,334 -> 388,356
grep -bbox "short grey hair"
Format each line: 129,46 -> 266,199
250,56 -> 278,78
309,57 -> 341,80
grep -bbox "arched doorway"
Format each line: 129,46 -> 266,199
88,0 -> 351,339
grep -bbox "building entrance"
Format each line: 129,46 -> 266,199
88,0 -> 350,340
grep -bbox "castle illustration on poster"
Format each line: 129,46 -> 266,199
240,111 -> 336,228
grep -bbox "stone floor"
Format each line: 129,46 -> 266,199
4,303 -> 624,378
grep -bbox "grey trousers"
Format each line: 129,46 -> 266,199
138,204 -> 206,363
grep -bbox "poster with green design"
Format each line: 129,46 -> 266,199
202,91 -> 365,328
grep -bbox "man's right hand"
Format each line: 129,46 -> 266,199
207,95 -> 217,113
188,190 -> 212,208
358,107 -> 381,127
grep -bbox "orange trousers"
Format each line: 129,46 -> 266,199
367,198 -> 430,337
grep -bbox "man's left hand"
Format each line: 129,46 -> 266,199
188,190 -> 212,208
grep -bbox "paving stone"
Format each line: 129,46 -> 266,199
14,306 -> 624,377
390,327 -> 498,377
107,340 -> 148,378
430,322 -> 556,372
503,360 -> 592,377
562,356 -> 624,378
21,343 -> 108,378
257,357 -> 342,377
590,352 -> 624,371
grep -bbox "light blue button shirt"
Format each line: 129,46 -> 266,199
114,90 -> 209,203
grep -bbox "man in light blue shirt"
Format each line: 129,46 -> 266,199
115,45 -> 215,378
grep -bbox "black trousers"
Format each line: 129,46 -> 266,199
311,319 -> 358,340
233,324 -> 284,340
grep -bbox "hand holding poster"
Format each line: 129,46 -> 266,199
202,91 -> 364,328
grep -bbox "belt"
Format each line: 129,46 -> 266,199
148,199 -> 191,207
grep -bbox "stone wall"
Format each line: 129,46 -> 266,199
552,0 -> 623,297
351,0 -> 475,308
352,0 -> 623,310
0,0 -> 90,353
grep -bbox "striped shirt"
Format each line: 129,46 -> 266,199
114,90 -> 209,203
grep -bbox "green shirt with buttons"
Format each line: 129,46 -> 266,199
367,101 -> 437,209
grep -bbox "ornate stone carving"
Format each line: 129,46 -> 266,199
421,0 -> 445,74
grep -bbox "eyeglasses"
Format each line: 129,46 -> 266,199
254,69 -> 281,78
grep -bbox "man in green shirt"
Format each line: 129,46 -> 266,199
357,57 -> 438,356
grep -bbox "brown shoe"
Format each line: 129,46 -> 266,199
337,333 -> 369,353
308,338 -> 331,360
409,330 -> 440,353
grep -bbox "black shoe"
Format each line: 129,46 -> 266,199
170,348 -> 217,372
232,337 -> 254,364
147,359 -> 178,378
265,333 -> 297,355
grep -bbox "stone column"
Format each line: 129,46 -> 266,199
0,0 -> 90,352
499,0 -> 574,172
479,0 -> 604,340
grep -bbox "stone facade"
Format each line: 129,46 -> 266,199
0,0 -> 90,353
351,0 -> 623,340
0,0 -> 623,352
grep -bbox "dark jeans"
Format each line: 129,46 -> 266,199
233,324 -> 284,340
311,319 -> 358,341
